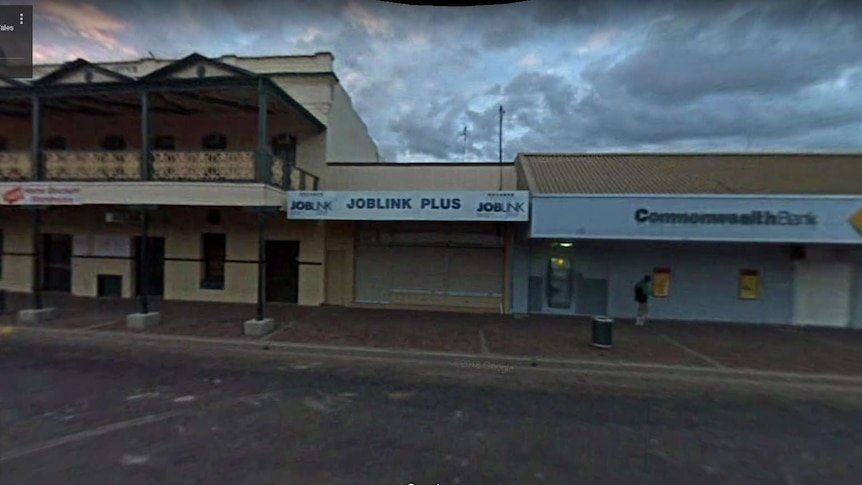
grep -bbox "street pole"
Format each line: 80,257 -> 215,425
498,105 -> 504,190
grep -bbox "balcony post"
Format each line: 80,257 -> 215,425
256,208 -> 266,321
256,80 -> 268,183
140,91 -> 151,180
31,207 -> 42,309
30,95 -> 42,180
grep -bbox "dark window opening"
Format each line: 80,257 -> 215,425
153,135 -> 175,150
0,137 -> 7,151
202,133 -> 227,150
206,209 -> 221,225
101,135 -> 126,151
45,136 -> 67,150
201,233 -> 226,289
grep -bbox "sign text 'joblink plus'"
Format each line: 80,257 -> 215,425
287,191 -> 530,221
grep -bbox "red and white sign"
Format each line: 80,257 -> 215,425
1,185 -> 83,205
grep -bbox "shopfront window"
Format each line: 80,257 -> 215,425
546,257 -> 573,308
201,233 -> 226,289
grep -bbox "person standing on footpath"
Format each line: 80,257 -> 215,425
634,275 -> 652,326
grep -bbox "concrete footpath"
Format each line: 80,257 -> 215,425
4,324 -> 862,399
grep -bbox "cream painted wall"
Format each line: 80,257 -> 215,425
323,164 -> 519,191
0,208 -> 34,292
325,221 -> 356,305
325,84 -> 380,163
0,206 -> 328,306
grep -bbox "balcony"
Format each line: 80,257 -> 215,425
45,150 -> 141,180
0,150 -> 319,188
0,150 -> 32,180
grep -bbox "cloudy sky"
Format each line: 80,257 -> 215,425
19,0 -> 862,161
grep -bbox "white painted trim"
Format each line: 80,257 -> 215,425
526,234 -> 862,245
533,193 -> 862,201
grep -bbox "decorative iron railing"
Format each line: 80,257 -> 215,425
270,154 -> 319,190
44,150 -> 141,180
4,148 -> 319,188
152,150 -> 256,181
0,151 -> 32,181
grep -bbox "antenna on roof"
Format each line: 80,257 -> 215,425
498,105 -> 505,190
460,125 -> 468,162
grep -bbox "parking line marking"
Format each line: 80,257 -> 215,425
83,319 -> 124,330
0,391 -> 276,463
657,333 -> 726,369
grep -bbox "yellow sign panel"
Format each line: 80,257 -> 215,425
652,268 -> 671,298
739,270 -> 760,300
850,207 -> 862,237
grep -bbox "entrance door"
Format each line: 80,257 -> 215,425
793,261 -> 853,327
134,237 -> 165,296
42,234 -> 72,292
266,240 -> 299,303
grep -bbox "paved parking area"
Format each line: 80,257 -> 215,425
4,292 -> 862,376
2,341 -> 862,485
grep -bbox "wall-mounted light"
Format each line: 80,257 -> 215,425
559,242 -> 573,248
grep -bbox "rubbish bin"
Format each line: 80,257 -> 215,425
591,316 -> 613,349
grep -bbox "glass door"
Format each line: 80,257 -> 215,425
546,257 -> 573,309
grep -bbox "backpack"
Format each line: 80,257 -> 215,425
634,282 -> 646,301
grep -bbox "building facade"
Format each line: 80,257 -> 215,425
0,52 -> 523,318
511,154 -> 862,328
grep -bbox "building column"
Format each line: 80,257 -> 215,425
138,208 -> 150,314
17,206 -> 56,324
256,208 -> 266,321
31,208 -> 42,309
244,206 -> 277,336
140,91 -> 151,180
126,206 -> 160,329
256,80 -> 269,183
30,95 -> 42,180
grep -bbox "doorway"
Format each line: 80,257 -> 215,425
793,261 -> 853,327
134,236 -> 165,297
266,240 -> 299,303
42,234 -> 72,292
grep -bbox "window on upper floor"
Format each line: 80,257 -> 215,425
154,135 -> 175,150
101,135 -> 126,151
45,136 -> 67,150
202,133 -> 227,150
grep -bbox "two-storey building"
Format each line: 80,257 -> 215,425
1,52 -> 527,329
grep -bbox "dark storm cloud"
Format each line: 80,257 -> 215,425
588,0 -> 862,104
31,0 -> 862,159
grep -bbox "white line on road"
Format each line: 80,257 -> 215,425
0,391 -> 276,464
83,319 -> 124,330
657,333 -> 727,369
261,321 -> 295,341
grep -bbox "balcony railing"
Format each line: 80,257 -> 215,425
270,155 -> 320,190
152,150 -> 256,181
0,150 -> 32,181
1,149 -> 319,188
44,150 -> 141,180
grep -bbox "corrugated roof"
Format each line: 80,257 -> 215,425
517,153 -> 862,195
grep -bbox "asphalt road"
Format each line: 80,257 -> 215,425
1,341 -> 861,485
